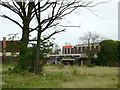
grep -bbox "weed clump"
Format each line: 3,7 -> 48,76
57,64 -> 64,69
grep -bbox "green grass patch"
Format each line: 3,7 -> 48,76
2,63 -> 118,88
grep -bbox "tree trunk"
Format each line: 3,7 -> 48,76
34,31 -> 41,74
34,2 -> 41,75
19,17 -> 29,67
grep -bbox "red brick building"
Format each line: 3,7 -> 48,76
0,37 -> 19,63
62,44 -> 100,54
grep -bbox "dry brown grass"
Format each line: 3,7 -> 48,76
44,65 -> 118,88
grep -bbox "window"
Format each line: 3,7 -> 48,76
85,47 -> 87,52
66,48 -> 68,54
64,49 -> 65,54
81,47 -> 83,52
70,48 -> 71,54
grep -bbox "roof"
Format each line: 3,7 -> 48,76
76,43 -> 99,47
63,46 -> 73,49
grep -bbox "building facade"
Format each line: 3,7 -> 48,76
49,43 -> 100,66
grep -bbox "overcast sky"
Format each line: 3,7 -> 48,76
0,0 -> 119,49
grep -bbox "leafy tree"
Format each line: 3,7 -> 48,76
97,40 -> 119,66
17,40 -> 53,73
6,33 -> 53,73
118,41 -> 120,67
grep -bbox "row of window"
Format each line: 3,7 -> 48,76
63,46 -> 99,54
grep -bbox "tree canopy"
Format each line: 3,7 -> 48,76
97,40 -> 119,66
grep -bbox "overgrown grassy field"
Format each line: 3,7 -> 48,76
0,64 -> 2,89
2,63 -> 118,88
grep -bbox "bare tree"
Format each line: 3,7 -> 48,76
31,0 -> 109,74
0,0 -> 37,68
79,31 -> 107,46
0,0 -> 109,74
79,31 -> 102,64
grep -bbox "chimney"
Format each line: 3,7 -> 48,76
3,37 -> 6,58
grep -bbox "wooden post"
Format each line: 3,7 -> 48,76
3,37 -> 6,59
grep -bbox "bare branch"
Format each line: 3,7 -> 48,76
86,8 -> 105,20
59,25 -> 80,28
29,25 -> 39,32
16,2 -> 26,16
0,1 -> 23,19
0,15 -> 23,29
43,29 -> 65,41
